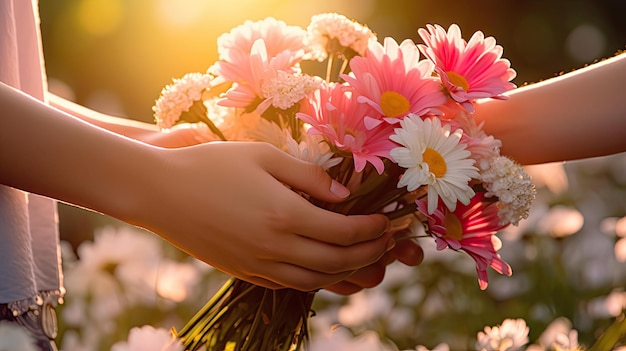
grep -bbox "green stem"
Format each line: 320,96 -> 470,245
381,202 -> 419,221
325,55 -> 334,83
588,313 -> 626,351
182,99 -> 227,141
241,289 -> 270,351
196,111 -> 227,141
338,58 -> 349,77
175,278 -> 234,337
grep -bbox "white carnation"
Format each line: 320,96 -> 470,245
153,72 -> 214,129
306,13 -> 377,61
481,156 -> 536,225
260,71 -> 322,112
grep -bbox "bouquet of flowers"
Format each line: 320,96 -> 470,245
152,13 -> 535,351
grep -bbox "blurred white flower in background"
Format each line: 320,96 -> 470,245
561,226 -> 621,289
537,205 -> 584,238
308,327 -> 393,351
338,289 -> 393,327
601,215 -> 626,262
587,290 -> 626,319
61,329 -> 100,351
64,226 -> 163,306
615,237 -> 626,262
111,325 -> 184,351
385,306 -> 414,335
413,343 -> 450,351
475,318 -> 530,351
155,259 -> 202,302
61,226 -> 169,347
526,317 -> 580,351
524,163 -> 569,195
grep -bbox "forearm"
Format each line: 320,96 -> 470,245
47,92 -> 209,148
46,92 -> 161,141
0,82 -> 158,223
474,53 -> 626,165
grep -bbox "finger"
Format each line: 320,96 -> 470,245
338,260 -> 387,289
284,196 -> 390,245
258,230 -> 395,275
250,262 -> 358,292
324,281 -> 363,295
258,143 -> 351,202
390,235 -> 424,266
253,142 -> 391,245
324,257 -> 391,295
241,275 -> 284,290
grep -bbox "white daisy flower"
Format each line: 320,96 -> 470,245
153,72 -> 214,129
111,325 -> 184,351
534,317 -> 580,351
475,318 -> 530,351
284,132 -> 342,170
480,156 -> 536,225
62,226 -> 164,326
306,13 -> 377,61
308,327 -> 390,351
390,114 -> 479,214
155,259 -> 202,303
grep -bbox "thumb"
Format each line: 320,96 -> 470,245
261,144 -> 350,203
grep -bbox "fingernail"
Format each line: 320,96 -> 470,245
380,218 -> 391,236
330,180 -> 350,198
386,238 -> 396,251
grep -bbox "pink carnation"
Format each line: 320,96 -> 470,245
215,17 -> 309,61
216,39 -> 300,111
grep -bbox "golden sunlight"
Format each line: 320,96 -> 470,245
155,0 -> 210,28
154,0 -> 281,30
77,0 -> 124,36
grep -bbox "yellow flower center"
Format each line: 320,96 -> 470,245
446,71 -> 470,91
423,147 -> 447,178
444,212 -> 464,241
380,91 -> 411,117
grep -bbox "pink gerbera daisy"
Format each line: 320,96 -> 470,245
416,192 -> 512,290
341,37 -> 447,129
297,82 -> 397,174
417,24 -> 517,113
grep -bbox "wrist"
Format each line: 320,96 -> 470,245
91,143 -> 165,228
